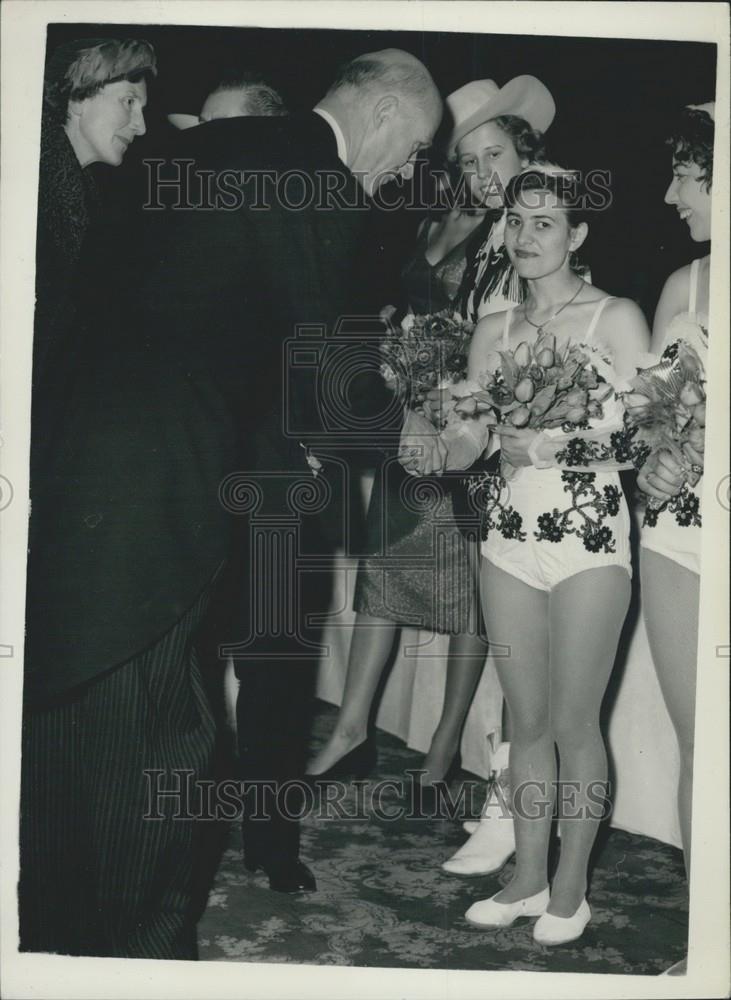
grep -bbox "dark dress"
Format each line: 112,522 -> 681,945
353,220 -> 482,635
21,122 -> 219,959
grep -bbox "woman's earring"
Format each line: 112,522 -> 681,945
569,250 -> 580,271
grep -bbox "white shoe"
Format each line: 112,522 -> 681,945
443,741 -> 515,876
465,886 -> 549,928
533,898 -> 591,945
443,811 -> 516,875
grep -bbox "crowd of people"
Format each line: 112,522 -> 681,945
20,35 -> 713,970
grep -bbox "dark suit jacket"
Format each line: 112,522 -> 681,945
24,112 -> 395,702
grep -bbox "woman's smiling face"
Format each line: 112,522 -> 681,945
68,78 -> 148,167
503,188 -> 586,278
664,155 -> 712,243
456,121 -> 527,208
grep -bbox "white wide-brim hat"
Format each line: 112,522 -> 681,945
446,75 -> 555,159
167,113 -> 200,130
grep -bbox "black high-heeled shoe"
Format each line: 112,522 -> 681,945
305,737 -> 377,783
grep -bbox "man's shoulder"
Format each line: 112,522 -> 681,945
173,112 -> 339,172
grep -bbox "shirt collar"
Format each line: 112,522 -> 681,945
313,106 -> 348,166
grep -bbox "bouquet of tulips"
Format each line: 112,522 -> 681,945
431,333 -> 615,478
445,331 -> 613,426
621,340 -> 706,503
379,309 -> 475,411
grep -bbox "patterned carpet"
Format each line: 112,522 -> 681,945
198,702 -> 687,973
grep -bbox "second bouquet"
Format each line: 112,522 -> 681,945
379,309 -> 475,413
442,332 -> 616,477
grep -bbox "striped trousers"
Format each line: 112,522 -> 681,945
19,581 -> 217,960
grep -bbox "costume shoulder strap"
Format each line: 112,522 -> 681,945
502,306 -> 514,349
688,258 -> 700,315
585,296 -> 614,344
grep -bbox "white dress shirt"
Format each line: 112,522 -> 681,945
313,106 -> 348,166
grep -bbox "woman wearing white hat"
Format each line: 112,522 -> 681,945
438,77 -> 561,879
630,102 -> 714,976
306,77 -> 555,824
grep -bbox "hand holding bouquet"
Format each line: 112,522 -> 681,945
441,333 -> 615,477
621,340 -> 706,508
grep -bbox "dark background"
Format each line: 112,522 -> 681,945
46,23 -> 716,320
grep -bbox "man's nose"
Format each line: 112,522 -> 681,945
664,177 -> 678,205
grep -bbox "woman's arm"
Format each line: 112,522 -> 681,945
598,297 -> 651,379
467,311 -> 504,381
651,265 -> 689,354
437,313 -> 504,471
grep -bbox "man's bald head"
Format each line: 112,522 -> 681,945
326,49 -> 442,121
319,49 -> 442,196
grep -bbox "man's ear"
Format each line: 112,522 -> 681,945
373,94 -> 399,128
67,99 -> 84,120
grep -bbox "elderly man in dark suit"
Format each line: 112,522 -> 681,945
150,47 -> 442,894
21,46 -> 441,957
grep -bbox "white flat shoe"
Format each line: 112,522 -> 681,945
533,898 -> 591,945
447,739 -> 514,873
465,886 -> 549,928
442,812 -> 516,876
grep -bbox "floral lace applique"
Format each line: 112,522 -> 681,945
468,473 -> 527,543
554,429 -> 637,469
534,472 -> 621,553
643,484 -> 702,529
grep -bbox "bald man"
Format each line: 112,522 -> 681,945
42,49 -> 442,908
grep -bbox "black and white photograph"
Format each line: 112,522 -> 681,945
1,2 -> 729,997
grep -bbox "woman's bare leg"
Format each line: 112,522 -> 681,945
421,630 -> 489,783
306,613 -> 397,774
641,549 -> 699,876
481,560 -> 553,903
548,566 -> 631,917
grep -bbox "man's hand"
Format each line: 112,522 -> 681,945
398,409 -> 447,476
421,387 -> 452,427
637,448 -> 687,500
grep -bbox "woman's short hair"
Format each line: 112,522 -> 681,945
44,38 -> 157,125
455,114 -> 548,164
667,106 -> 714,190
504,165 -> 592,228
